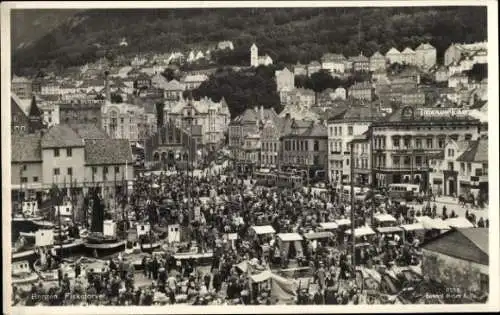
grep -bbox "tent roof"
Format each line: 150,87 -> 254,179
376,226 -> 403,234
303,231 -> 334,240
335,219 -> 351,226
401,222 -> 425,231
374,213 -> 397,222
251,225 -> 276,235
444,217 -> 475,228
319,222 -> 339,230
277,233 -> 303,242
345,227 -> 376,237
416,216 -> 451,230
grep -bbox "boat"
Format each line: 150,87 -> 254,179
84,232 -> 127,257
140,241 -> 162,252
12,260 -> 39,285
12,272 -> 39,285
11,236 -> 36,262
19,232 -> 36,239
33,256 -> 77,281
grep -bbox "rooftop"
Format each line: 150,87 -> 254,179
41,124 -> 85,148
456,139 -> 488,163
12,134 -> 42,163
85,139 -> 133,165
69,124 -> 109,140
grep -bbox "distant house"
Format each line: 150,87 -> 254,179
401,47 -> 416,65
11,75 -> 33,99
11,93 -> 30,135
434,65 -> 450,83
369,51 -> 386,72
401,89 -> 426,106
163,79 -> 186,102
134,73 -> 152,90
444,41 -> 488,66
283,88 -> 316,107
385,47 -> 402,64
448,74 -> 469,88
349,81 -> 373,101
415,43 -> 437,69
182,73 -> 209,90
250,44 -> 273,67
151,73 -> 170,90
321,53 -> 346,74
307,61 -> 322,76
275,67 -> 295,103
349,53 -> 370,72
119,38 -> 128,47
421,228 -> 488,296
217,41 -> 234,50
293,62 -> 307,76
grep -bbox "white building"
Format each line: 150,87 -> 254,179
102,102 -> 157,142
250,44 -> 273,67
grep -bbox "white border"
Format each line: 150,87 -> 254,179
1,1 -> 499,314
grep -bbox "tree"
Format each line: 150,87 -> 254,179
466,63 -> 487,82
161,68 -> 176,81
307,70 -> 334,93
295,75 -> 309,88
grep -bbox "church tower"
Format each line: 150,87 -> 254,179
28,95 -> 44,134
250,43 -> 258,67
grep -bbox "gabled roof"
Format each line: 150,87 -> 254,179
456,139 -> 488,163
12,75 -> 31,83
416,43 -> 435,50
308,61 -> 321,67
12,134 -> 42,162
401,47 -> 416,54
69,124 -> 109,140
386,47 -> 401,55
85,139 -> 133,165
349,54 -> 369,62
28,96 -> 42,117
41,125 -> 85,148
164,79 -> 185,91
422,228 -> 488,265
370,51 -> 385,59
302,122 -> 327,137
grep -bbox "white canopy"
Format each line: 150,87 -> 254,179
319,222 -> 339,230
445,217 -> 475,228
374,213 -> 397,223
401,222 -> 425,231
335,219 -> 351,226
345,227 -> 376,237
376,226 -> 403,234
277,233 -> 303,242
251,225 -> 276,235
416,216 -> 451,230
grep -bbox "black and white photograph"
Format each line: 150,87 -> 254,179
1,1 -> 498,314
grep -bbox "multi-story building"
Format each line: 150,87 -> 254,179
370,106 -> 481,189
444,41 -> 488,66
163,79 -> 186,102
282,88 -> 316,107
327,106 -> 381,185
401,47 -> 417,65
260,116 -> 292,169
321,53 -> 346,74
448,74 -> 469,88
11,94 -> 31,135
385,47 -> 402,64
182,74 -> 209,90
11,134 -> 43,200
401,89 -> 426,107
218,40 -> 234,50
102,102 -> 157,143
348,81 -> 373,101
370,51 -> 387,72
281,120 -> 329,178
293,62 -> 308,76
350,133 -> 372,186
12,75 -> 33,99
415,43 -> 437,69
40,80 -> 61,95
59,100 -> 104,126
349,53 -> 370,72
163,97 -> 230,150
307,61 -> 322,76
429,138 -> 487,199
275,67 -> 295,103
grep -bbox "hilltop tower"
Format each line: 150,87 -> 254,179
250,43 -> 258,67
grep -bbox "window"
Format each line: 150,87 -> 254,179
22,165 -> 27,171
21,177 -> 28,183
103,166 -> 108,174
92,167 -> 97,174
338,127 -> 342,136
305,141 -> 309,151
393,156 -> 400,166
415,156 -> 422,166
54,168 -> 60,175
67,148 -> 72,157
33,176 -> 38,182
465,134 -> 473,140
120,118 -> 124,124
403,137 -> 410,148
346,159 -> 349,166
480,273 -> 489,293
467,163 -> 472,174
334,127 -> 337,136
314,140 -> 319,151
115,166 -> 120,173
483,163 -> 488,175
416,138 -> 422,149
348,126 -> 353,136
426,138 -> 433,149
393,136 -> 400,147
54,148 -> 60,157
67,167 -> 72,176
448,149 -> 454,157
460,163 -> 465,174
448,162 -> 454,171
438,138 -> 445,148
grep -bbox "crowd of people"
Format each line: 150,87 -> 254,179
12,163 -> 488,306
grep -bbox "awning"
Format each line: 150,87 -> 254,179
374,214 -> 397,223
319,222 -> 339,230
303,231 -> 334,240
401,222 -> 425,231
345,227 -> 376,237
277,233 -> 303,242
335,219 -> 351,226
444,217 -> 474,228
251,225 -> 276,235
376,226 -> 403,234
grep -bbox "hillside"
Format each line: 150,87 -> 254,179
12,7 -> 487,74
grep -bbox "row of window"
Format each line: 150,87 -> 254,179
54,148 -> 72,157
262,142 -> 278,152
284,140 -> 320,151
329,126 -> 354,137
53,166 -> 122,176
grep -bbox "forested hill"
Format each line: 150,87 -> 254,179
12,7 -> 487,73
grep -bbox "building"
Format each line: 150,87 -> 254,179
182,74 -> 209,90
41,125 -> 86,190
151,72 -> 170,90
84,138 -> 134,196
370,106 -> 481,188
350,133 -> 372,186
448,74 -> 469,88
11,134 -> 43,200
369,51 -> 387,72
401,89 -> 426,107
421,228 -> 488,295
101,102 -> 157,143
282,88 -> 316,107
40,80 -> 61,95
281,120 -> 329,178
163,97 -> 230,149
348,81 -> 373,101
349,53 -> 370,72
429,138 -> 488,200
317,88 -> 347,104
434,65 -> 450,83
217,41 -> 234,50
12,75 -> 33,99
327,106 -> 381,185
293,62 -> 308,76
275,67 -> 295,102
163,79 -> 186,102
59,100 -> 104,126
321,53 -> 346,74
415,43 -> 437,69
11,94 -> 31,135
260,116 -> 290,169
134,73 -> 152,90
401,47 -> 417,65
444,41 -> 488,66
385,47 -> 402,64
250,44 -> 273,67
307,61 -> 322,76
